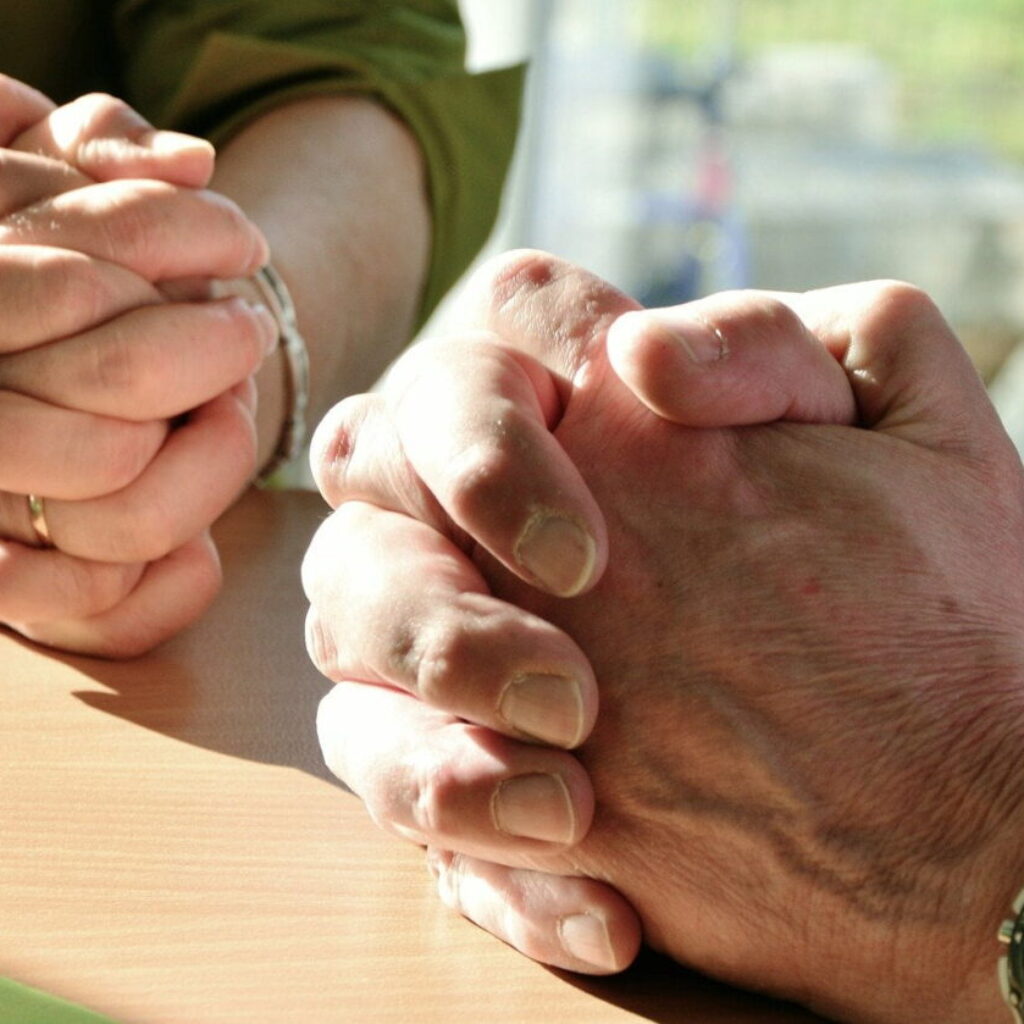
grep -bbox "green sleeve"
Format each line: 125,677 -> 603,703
0,978 -> 120,1024
110,1 -> 525,322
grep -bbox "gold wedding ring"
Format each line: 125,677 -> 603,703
27,494 -> 55,548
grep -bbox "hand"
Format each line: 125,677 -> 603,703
303,251 -> 855,974
311,252 -> 1024,1021
0,78 -> 272,655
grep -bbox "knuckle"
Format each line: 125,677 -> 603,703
410,753 -> 466,838
61,560 -> 141,618
71,93 -> 136,134
443,437 -> 517,524
122,493 -> 178,561
751,294 -> 804,336
87,419 -> 162,493
48,251 -> 121,325
299,520 -> 334,600
415,616 -> 479,707
86,319 -> 141,395
474,248 -> 564,309
709,291 -> 805,342
304,607 -> 340,680
309,395 -> 373,501
94,179 -> 175,264
8,249 -> 110,334
863,279 -> 941,329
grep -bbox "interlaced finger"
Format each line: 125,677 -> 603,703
303,502 -> 597,749
0,149 -> 91,216
0,179 -> 269,282
0,245 -> 158,353
0,296 -> 276,419
12,92 -> 214,188
317,680 -> 594,861
0,391 -> 166,499
7,532 -> 222,659
20,389 -> 258,563
0,541 -> 144,623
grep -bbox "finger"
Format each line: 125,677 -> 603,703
310,392 -> 447,527
12,92 -> 214,188
0,179 -> 269,281
0,392 -> 166,498
303,502 -> 597,749
9,532 -> 222,658
788,280 -> 1002,454
321,335 -> 606,598
0,542 -> 144,622
0,149 -> 91,215
453,249 -> 642,383
606,293 -> 857,428
0,75 -> 54,145
427,850 -> 641,975
33,390 -> 257,562
317,681 -> 594,859
313,251 -> 649,598
0,246 -> 159,353
231,374 -> 259,418
0,297 -> 277,418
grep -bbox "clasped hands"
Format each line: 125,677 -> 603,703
305,250 -> 1024,1023
0,75 -> 273,655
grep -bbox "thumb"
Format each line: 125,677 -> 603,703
12,93 -> 214,188
788,280 -> 1004,455
606,291 -> 857,428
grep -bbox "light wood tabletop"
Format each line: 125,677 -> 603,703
0,488 -> 828,1024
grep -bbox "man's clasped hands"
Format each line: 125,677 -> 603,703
5,74 -> 1024,1024
305,254 -> 1024,1024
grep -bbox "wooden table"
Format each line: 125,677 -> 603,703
1,489 -> 826,1023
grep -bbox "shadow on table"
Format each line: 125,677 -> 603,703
558,948 -> 831,1023
13,488 -> 836,1023
46,490 -> 340,782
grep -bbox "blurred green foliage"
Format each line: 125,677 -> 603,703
638,0 -> 1024,161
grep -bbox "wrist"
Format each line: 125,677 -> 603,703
922,685 -> 1024,1024
213,269 -> 308,481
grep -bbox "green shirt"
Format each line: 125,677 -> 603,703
0,0 -> 524,322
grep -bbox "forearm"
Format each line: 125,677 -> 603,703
211,95 -> 432,472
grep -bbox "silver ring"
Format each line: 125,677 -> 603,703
27,494 -> 55,548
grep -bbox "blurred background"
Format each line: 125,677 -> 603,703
445,0 -> 1024,441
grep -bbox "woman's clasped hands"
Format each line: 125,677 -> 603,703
0,75 -> 276,656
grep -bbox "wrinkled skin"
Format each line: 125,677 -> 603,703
308,248 -> 1024,1021
477,335 -> 1024,1022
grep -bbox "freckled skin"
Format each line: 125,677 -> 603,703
479,352 -> 1024,1023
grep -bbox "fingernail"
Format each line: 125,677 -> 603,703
245,299 -> 279,356
140,128 -> 215,161
499,673 -> 585,748
515,513 -> 596,597
648,312 -> 728,364
559,913 -> 618,972
492,773 -> 576,844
